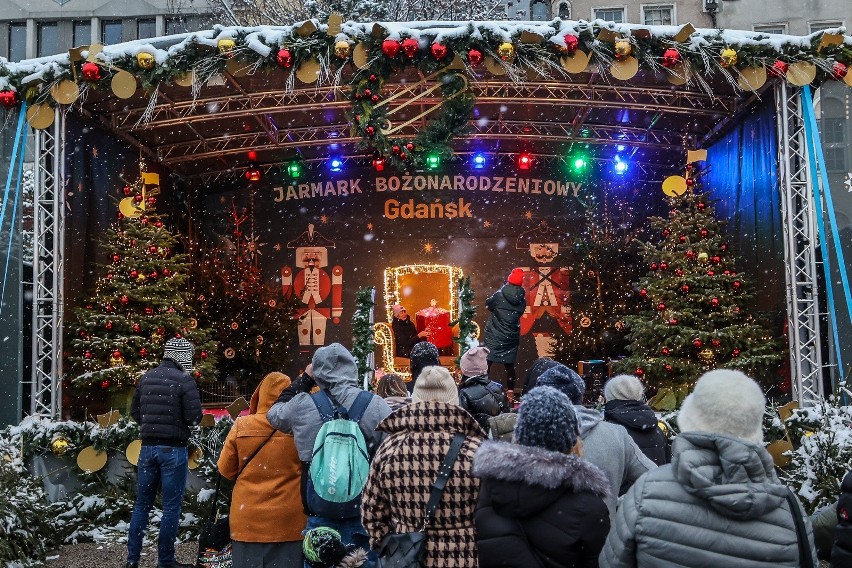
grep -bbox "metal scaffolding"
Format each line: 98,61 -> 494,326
29,108 -> 65,418
775,82 -> 824,405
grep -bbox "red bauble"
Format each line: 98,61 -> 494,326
276,48 -> 293,68
661,347 -> 671,356
399,152 -> 407,160
696,202 -> 707,210
381,39 -> 401,58
678,235 -> 687,243
675,268 -> 684,277
0,89 -> 19,108
144,307 -> 154,315
430,43 -> 448,60
711,338 -> 721,347
154,220 -> 163,228
148,245 -> 158,254
84,351 -> 93,359
686,163 -> 694,171
635,368 -> 645,377
120,295 -> 129,304
770,59 -> 789,77
467,48 -> 483,67
168,307 -> 175,314
732,348 -> 741,357
681,284 -> 690,294
369,74 -> 377,82
371,94 -> 379,103
650,262 -> 659,271
106,273 -> 113,280
401,38 -> 419,58
122,185 -> 132,196
81,62 -> 102,81
194,371 -> 202,378
665,364 -> 673,372
101,380 -> 111,389
78,329 -> 87,337
130,269 -> 139,278
710,297 -> 720,307
147,197 -> 156,206
363,88 -> 372,97
686,250 -> 696,259
662,48 -> 680,68
832,62 -> 848,80
392,145 -> 401,154
111,254 -> 121,263
366,126 -> 375,136
112,350 -> 122,359
105,304 -> 114,312
174,332 -> 181,338
162,268 -> 171,277
733,280 -> 742,289
133,194 -> 143,203
140,217 -> 149,225
105,321 -> 113,330
200,351 -> 209,359
700,228 -> 709,238
707,270 -> 715,276
662,228 -> 671,237
564,34 -> 580,53
639,288 -> 648,297
132,323 -> 141,333
150,271 -> 158,279
693,339 -> 703,348
659,262 -> 668,270
657,302 -> 667,311
720,242 -> 728,252
711,255 -> 721,264
405,142 -> 415,151
686,178 -> 695,187
116,212 -> 124,220
668,318 -> 679,326
139,347 -> 148,357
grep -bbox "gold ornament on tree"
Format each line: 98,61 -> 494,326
720,48 -> 738,68
217,38 -> 236,56
697,252 -> 709,263
51,435 -> 71,456
698,348 -> 715,363
334,40 -> 351,59
497,42 -> 515,62
614,38 -> 632,60
136,52 -> 155,70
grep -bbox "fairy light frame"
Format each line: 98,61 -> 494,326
382,264 -> 464,323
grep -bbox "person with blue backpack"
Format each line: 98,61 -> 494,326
267,343 -> 392,568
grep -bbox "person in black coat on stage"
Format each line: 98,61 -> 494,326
483,268 -> 527,398
832,470 -> 852,566
458,346 -> 509,432
391,304 -> 427,358
603,374 -> 670,470
474,386 -> 610,568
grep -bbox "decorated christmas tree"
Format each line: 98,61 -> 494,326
452,276 -> 478,360
193,201 -> 301,391
614,163 -> 783,401
67,174 -> 217,391
550,196 -> 641,367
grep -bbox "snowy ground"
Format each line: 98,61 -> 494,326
43,540 -> 197,568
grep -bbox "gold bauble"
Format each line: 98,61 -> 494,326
697,252 -> 709,263
698,348 -> 715,363
51,436 -> 71,456
217,38 -> 236,56
497,42 -> 515,62
614,39 -> 632,60
334,40 -> 351,59
136,52 -> 155,70
151,333 -> 163,344
110,355 -> 125,367
720,48 -> 738,68
137,274 -> 146,282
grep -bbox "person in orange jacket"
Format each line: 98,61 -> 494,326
218,372 -> 307,567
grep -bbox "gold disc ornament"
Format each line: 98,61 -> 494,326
561,50 -> 590,74
662,176 -> 688,197
173,70 -> 196,87
125,439 -> 142,466
352,42 -> 369,69
111,70 -> 137,99
188,446 -> 203,470
296,58 -> 321,83
737,66 -> 767,91
610,56 -> 639,81
484,56 -> 507,76
77,446 -> 108,473
119,197 -> 144,218
786,62 -> 817,86
667,62 -> 690,86
226,57 -> 252,77
26,104 -> 55,130
51,80 -> 80,105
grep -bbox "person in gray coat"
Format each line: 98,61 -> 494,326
536,365 -> 656,516
600,369 -> 818,568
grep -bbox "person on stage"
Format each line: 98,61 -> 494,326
391,304 -> 428,358
482,269 -> 527,401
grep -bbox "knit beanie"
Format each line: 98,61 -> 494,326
514,386 -> 579,453
392,304 -> 405,318
411,366 -> 459,405
303,527 -> 347,567
536,365 -> 586,405
409,341 -> 440,382
523,357 -> 561,393
460,346 -> 489,377
678,369 -> 765,444
604,374 -> 645,402
507,268 -> 524,286
163,337 -> 194,373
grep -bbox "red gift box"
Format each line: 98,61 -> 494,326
415,306 -> 453,349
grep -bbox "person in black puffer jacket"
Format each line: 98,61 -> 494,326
474,386 -> 610,568
832,470 -> 852,566
458,346 -> 508,431
483,269 -> 527,397
603,374 -> 669,470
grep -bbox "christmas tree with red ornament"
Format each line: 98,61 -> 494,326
67,174 -> 217,391
615,163 -> 782,405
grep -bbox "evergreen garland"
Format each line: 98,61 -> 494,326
351,287 -> 376,382
451,276 -> 478,362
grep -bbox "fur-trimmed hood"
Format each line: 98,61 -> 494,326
473,440 -> 609,517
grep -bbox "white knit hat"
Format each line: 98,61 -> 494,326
678,369 -> 765,444
164,337 -> 194,373
411,366 -> 459,405
604,374 -> 645,402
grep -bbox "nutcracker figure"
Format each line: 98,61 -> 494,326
516,221 -> 572,340
282,224 -> 343,346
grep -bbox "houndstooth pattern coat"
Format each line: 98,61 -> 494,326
362,401 -> 486,567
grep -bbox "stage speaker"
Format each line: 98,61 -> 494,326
578,359 -> 608,404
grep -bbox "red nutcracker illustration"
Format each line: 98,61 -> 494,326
281,224 -> 343,346
516,221 -> 572,339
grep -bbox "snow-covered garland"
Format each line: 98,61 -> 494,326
0,19 -> 851,164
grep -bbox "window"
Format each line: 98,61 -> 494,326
820,98 -> 846,172
73,21 -> 92,46
594,8 -> 625,23
102,20 -> 122,44
37,22 -> 58,57
642,5 -> 674,26
166,17 -> 188,35
558,2 -> 571,18
137,19 -> 156,39
531,0 -> 550,20
8,22 -> 26,61
753,24 -> 787,35
809,21 -> 843,33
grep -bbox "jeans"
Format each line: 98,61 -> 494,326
304,516 -> 376,568
127,445 -> 189,565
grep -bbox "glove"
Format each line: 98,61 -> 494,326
274,371 -> 315,406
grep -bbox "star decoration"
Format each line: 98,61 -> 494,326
367,223 -> 374,230
320,215 -> 329,224
483,220 -> 491,228
92,147 -> 99,158
423,242 -> 435,253
273,243 -> 282,251
524,210 -> 533,219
